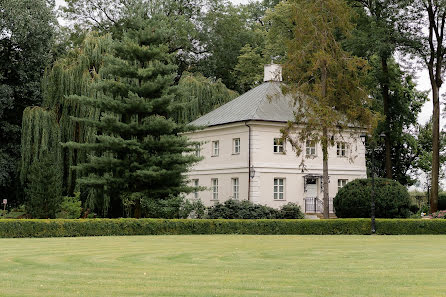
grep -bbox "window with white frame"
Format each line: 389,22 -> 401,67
273,138 -> 284,153
232,178 -> 239,199
306,140 -> 316,156
212,141 -> 219,156
193,179 -> 199,199
273,178 -> 285,200
338,179 -> 348,190
211,178 -> 219,200
337,142 -> 347,157
233,138 -> 240,154
195,143 -> 201,157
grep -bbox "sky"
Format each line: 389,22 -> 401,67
54,0 -> 436,126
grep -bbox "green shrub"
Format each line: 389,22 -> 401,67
142,195 -> 184,219
56,193 -> 82,219
24,155 -> 62,219
206,200 -> 304,219
278,203 -> 305,219
206,200 -> 280,219
0,218 -> 445,238
142,195 -> 205,219
438,193 -> 446,210
180,199 -> 206,219
334,178 -> 411,218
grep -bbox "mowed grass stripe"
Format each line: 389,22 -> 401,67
0,235 -> 445,297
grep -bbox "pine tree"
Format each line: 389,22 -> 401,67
64,20 -> 199,217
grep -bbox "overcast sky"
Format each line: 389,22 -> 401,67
54,0 -> 436,126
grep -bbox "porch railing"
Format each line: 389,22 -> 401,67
304,197 -> 334,214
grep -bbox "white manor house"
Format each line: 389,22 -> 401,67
185,64 -> 367,215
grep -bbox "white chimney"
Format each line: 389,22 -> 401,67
263,63 -> 282,82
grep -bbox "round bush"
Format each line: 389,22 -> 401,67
334,178 -> 411,218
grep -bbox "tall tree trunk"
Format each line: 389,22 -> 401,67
321,62 -> 329,219
322,127 -> 329,219
425,0 -> 444,214
431,82 -> 440,213
381,56 -> 392,179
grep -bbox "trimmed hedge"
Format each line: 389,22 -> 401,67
0,218 -> 446,238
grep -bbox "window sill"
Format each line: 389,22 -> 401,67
211,155 -> 219,157
232,153 -> 240,155
274,152 -> 286,154
273,199 -> 286,201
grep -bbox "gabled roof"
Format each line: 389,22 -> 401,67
190,82 -> 296,127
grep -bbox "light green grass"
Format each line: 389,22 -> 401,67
0,235 -> 445,296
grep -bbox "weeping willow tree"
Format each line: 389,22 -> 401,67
20,107 -> 61,185
171,72 -> 238,124
20,33 -> 112,195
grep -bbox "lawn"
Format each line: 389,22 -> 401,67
1,235 -> 445,297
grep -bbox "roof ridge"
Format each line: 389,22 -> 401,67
190,81 -> 295,127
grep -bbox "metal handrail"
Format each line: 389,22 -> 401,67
304,197 -> 334,213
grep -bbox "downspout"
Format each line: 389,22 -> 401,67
245,121 -> 251,201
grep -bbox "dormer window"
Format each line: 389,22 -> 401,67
273,138 -> 284,153
306,140 -> 316,156
212,141 -> 219,156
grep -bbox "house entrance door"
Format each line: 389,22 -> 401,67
305,178 -> 318,198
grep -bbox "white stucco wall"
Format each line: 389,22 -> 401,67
185,121 -> 367,212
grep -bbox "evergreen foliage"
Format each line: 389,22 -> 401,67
64,20 -> 200,217
56,193 -> 82,219
334,178 -> 412,218
206,200 -> 304,219
24,154 -> 63,219
172,72 -> 238,124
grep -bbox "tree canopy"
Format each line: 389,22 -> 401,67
0,0 -> 57,202
267,0 -> 378,218
63,19 -> 200,217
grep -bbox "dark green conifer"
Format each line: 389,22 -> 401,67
64,20 -> 199,217
25,154 -> 63,219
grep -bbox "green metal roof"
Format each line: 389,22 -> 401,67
190,82 -> 296,127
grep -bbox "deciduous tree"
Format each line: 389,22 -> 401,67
0,0 -> 56,201
267,0 -> 377,218
400,0 -> 446,212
